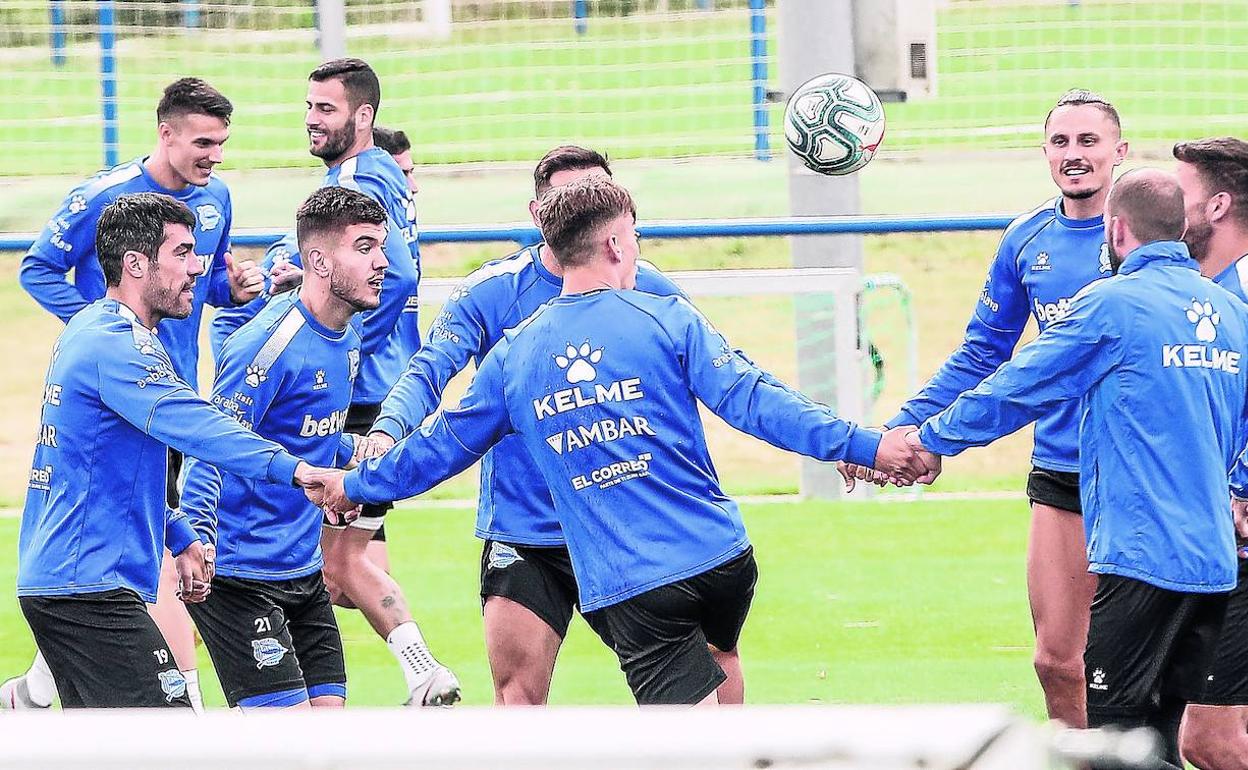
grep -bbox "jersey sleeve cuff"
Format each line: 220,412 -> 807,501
844,427 -> 882,468
166,514 -> 199,557
917,423 -> 960,457
883,410 -> 919,431
370,415 -> 406,442
343,470 -> 371,506
267,451 -> 301,486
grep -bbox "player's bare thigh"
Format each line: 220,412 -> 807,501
483,596 -> 562,705
1027,501 -> 1093,635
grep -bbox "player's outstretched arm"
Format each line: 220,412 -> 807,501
96,332 -> 302,486
886,235 -> 1031,430
371,279 -> 491,442
918,286 -> 1124,457
671,297 -> 885,471
346,341 -> 516,506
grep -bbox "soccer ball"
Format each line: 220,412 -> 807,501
783,73 -> 886,176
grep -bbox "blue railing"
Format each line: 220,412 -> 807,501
0,214 -> 1016,252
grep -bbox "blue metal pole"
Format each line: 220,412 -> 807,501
184,0 -> 201,29
49,0 -> 66,67
748,0 -> 770,161
99,0 -> 119,168
0,215 -> 1019,252
573,0 -> 588,35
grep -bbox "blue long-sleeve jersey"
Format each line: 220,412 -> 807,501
182,295 -> 360,580
209,147 -> 420,403
371,246 -> 685,545
20,158 -> 235,388
19,299 -> 302,603
209,234 -> 299,361
345,290 -> 882,611
920,242 -> 1248,593
889,199 -> 1110,472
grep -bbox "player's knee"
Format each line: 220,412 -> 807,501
1182,711 -> 1248,770
1033,649 -> 1083,690
494,668 -> 549,705
1182,718 -> 1219,770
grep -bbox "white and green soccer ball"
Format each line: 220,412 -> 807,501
783,73 -> 886,176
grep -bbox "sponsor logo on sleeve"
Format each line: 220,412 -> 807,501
28,465 -> 53,491
68,194 -> 88,215
245,364 -> 268,388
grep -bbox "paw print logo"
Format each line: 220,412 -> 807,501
1092,668 -> 1105,685
1186,299 -> 1220,343
555,342 -> 603,384
68,195 -> 87,215
1098,243 -> 1112,273
245,364 -> 268,388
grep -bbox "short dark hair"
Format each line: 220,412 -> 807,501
309,57 -> 381,115
96,193 -> 196,286
373,126 -> 411,156
296,186 -> 389,253
156,77 -> 233,125
1173,137 -> 1248,226
534,145 -> 612,197
1045,88 -> 1120,132
536,176 -> 635,268
1107,168 -> 1186,245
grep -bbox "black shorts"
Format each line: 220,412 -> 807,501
1085,573 -> 1227,720
321,402 -> 388,541
1026,466 -> 1081,514
1193,559 -> 1248,705
480,541 -> 582,638
20,589 -> 192,708
584,548 -> 758,706
187,572 -> 346,707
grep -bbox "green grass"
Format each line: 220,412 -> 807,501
0,496 -> 1042,712
2,2 -> 1247,175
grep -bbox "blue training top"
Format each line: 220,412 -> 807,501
371,245 -> 685,546
20,158 -> 236,388
209,147 -> 420,404
182,294 -> 360,581
921,242 -> 1248,593
345,289 -> 881,611
19,299 -> 302,603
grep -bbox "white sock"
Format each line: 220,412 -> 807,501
386,622 -> 437,691
25,652 -> 56,707
183,668 -> 203,714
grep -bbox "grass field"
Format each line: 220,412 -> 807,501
2,2 -> 1247,175
0,496 -> 1042,712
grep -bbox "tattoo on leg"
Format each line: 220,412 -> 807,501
381,595 -> 396,609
